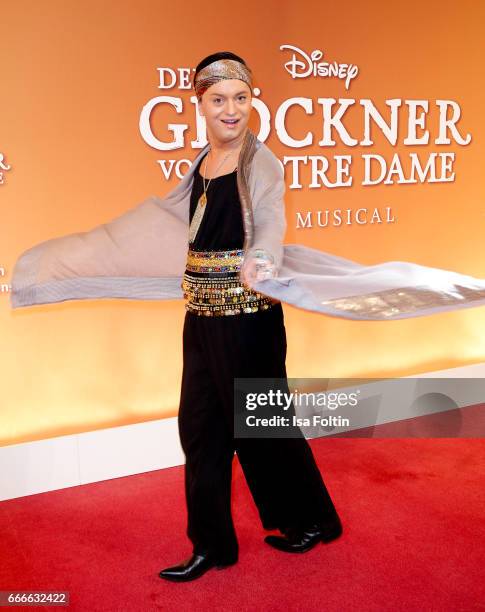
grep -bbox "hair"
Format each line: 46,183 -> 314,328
193,51 -> 250,92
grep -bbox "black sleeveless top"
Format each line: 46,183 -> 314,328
189,153 -> 245,251
183,151 -> 280,315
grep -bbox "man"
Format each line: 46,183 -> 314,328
157,51 -> 343,582
9,50 -> 485,583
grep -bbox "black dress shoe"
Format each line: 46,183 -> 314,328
264,519 -> 343,553
158,552 -> 237,582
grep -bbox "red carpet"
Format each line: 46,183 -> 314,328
1,437 -> 484,611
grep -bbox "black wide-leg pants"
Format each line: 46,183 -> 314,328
178,302 -> 340,560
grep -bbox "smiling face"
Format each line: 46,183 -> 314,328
197,78 -> 252,145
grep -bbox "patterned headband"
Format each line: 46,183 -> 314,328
194,59 -> 253,98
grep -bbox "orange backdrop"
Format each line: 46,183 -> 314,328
1,0 -> 484,446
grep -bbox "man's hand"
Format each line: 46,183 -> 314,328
241,250 -> 276,285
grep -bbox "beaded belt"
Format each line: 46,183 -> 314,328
182,248 -> 278,316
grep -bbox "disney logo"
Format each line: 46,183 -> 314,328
280,44 -> 359,90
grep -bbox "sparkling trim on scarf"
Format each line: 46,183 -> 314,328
321,284 -> 485,318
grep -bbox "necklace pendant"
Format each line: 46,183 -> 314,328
198,192 -> 207,207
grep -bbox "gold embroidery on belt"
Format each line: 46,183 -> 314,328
182,250 -> 278,316
186,248 -> 244,273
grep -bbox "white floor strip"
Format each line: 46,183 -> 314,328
1,362 -> 484,501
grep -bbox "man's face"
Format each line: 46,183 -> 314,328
197,78 -> 252,143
